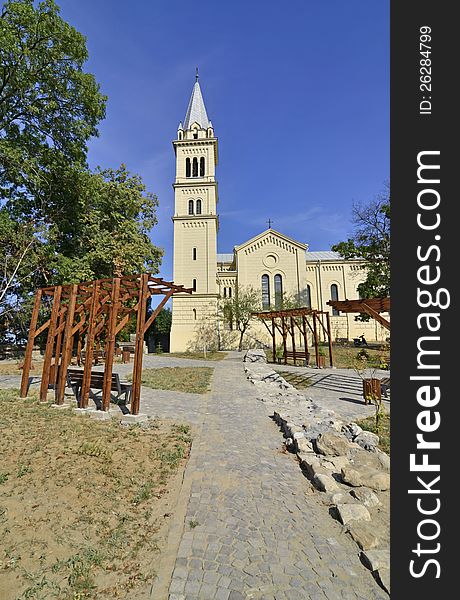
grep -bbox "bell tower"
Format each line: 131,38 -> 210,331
170,73 -> 219,352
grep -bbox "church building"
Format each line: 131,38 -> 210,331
169,77 -> 387,352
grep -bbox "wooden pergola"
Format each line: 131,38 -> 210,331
252,307 -> 334,368
20,274 -> 192,414
327,297 -> 390,331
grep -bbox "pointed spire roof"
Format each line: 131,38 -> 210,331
183,72 -> 210,130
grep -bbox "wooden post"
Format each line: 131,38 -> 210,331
80,281 -> 100,408
281,316 -> 288,365
290,317 -> 296,364
76,334 -> 83,366
302,315 -> 309,365
102,278 -> 120,411
20,289 -> 43,398
271,317 -> 276,364
51,308 -> 66,386
39,286 -> 62,402
363,378 -> 382,405
131,274 -> 149,415
55,284 -> 78,405
312,312 -> 320,368
326,312 -> 334,367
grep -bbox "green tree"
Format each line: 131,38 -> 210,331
220,285 -> 260,351
0,0 -> 106,211
332,185 -> 390,299
0,1 -> 163,342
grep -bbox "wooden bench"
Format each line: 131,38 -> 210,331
66,368 -> 132,405
380,376 -> 390,398
79,350 -> 106,365
285,350 -> 310,366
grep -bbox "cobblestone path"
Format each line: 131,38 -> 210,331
160,353 -> 387,600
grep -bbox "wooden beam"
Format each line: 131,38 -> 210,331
102,278 -> 120,411
20,289 -> 43,398
80,281 -> 101,408
55,284 -> 78,405
361,303 -> 391,331
143,290 -> 174,333
290,317 -> 296,363
326,312 -> 334,367
39,286 -> 62,402
271,317 -> 276,364
312,312 -> 320,368
131,274 -> 149,415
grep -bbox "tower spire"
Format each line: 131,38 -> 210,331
183,73 -> 210,130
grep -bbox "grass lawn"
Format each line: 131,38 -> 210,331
140,367 -> 214,394
0,389 -> 191,599
267,343 -> 389,371
165,351 -> 227,361
356,411 -> 391,455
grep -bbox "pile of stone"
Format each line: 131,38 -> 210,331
243,349 -> 390,595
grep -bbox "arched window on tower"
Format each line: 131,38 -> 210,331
200,157 -> 205,177
261,275 -> 270,309
185,157 -> 191,177
193,247 -> 197,260
192,279 -> 197,292
188,200 -> 194,215
196,199 -> 202,214
274,274 -> 283,309
192,157 -> 198,177
330,284 -> 340,316
305,284 -> 312,309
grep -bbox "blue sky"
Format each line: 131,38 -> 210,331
58,0 -> 389,281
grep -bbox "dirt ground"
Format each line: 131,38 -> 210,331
0,390 -> 192,600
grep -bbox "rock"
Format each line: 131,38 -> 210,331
315,432 -> 350,457
321,455 -> 350,473
350,487 -> 380,507
361,549 -> 390,572
295,437 -> 314,454
243,349 -> 267,363
341,466 -> 390,491
313,473 -> 339,493
299,455 -> 328,479
354,431 -> 380,452
342,422 -> 363,440
377,568 -> 391,594
349,448 -> 390,473
347,521 -> 379,550
336,503 -> 371,525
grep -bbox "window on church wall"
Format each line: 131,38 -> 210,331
305,284 -> 312,308
192,157 -> 198,177
188,200 -> 194,215
196,199 -> 202,214
193,247 -> 197,260
261,275 -> 270,309
193,132 -> 198,139
330,284 -> 340,315
193,308 -> 197,320
223,287 -> 227,298
185,157 -> 191,177
228,287 -> 232,298
274,274 -> 283,309
192,279 -> 197,292
200,157 -> 205,177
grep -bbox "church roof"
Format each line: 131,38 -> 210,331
305,251 -> 344,261
217,253 -> 234,263
184,79 -> 210,130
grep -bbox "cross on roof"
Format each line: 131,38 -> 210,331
267,219 -> 273,229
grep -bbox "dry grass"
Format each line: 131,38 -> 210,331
139,367 -> 214,394
0,389 -> 192,599
0,361 -> 43,376
166,351 -> 227,361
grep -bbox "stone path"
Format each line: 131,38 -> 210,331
158,353 -> 387,600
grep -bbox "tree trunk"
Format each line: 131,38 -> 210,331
238,330 -> 244,351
